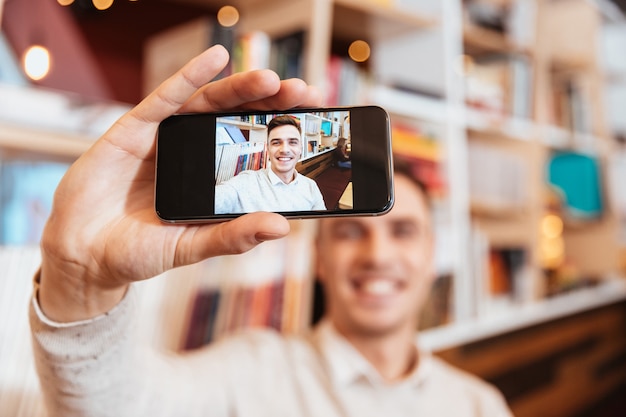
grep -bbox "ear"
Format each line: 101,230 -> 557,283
313,221 -> 331,284
314,233 -> 326,283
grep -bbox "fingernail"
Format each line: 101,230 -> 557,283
255,232 -> 283,242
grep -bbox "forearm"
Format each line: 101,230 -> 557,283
30,284 -> 222,417
30,283 -> 139,416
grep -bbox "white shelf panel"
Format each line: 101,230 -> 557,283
367,85 -> 449,124
465,107 -> 537,141
0,122 -> 94,159
420,277 -> 626,352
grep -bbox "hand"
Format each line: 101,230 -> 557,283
38,45 -> 322,322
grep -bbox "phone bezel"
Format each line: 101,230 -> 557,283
155,106 -> 394,223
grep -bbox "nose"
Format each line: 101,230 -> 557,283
277,140 -> 291,153
359,228 -> 394,268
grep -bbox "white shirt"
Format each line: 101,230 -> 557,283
215,168 -> 326,214
30,286 -> 513,417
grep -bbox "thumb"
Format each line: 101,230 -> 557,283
175,212 -> 291,267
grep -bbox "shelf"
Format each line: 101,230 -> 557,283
300,145 -> 334,163
216,117 -> 268,130
540,124 -> 610,154
332,0 -> 436,41
470,200 -> 528,218
0,122 -> 94,160
465,108 -> 537,141
0,84 -> 129,160
463,23 -> 518,56
420,277 -> 626,352
477,0 -> 513,6
367,85 -> 448,123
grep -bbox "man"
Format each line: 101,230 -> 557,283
215,115 -> 326,214
30,46 -> 512,416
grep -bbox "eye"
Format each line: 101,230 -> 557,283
392,221 -> 420,239
289,139 -> 300,146
332,222 -> 365,240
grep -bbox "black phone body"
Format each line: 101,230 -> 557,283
155,106 -> 393,222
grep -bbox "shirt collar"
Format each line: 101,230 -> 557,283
266,167 -> 299,185
312,320 -> 432,389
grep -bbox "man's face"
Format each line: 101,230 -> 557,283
316,174 -> 435,337
267,124 -> 302,180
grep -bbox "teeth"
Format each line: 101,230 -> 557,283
361,280 -> 395,296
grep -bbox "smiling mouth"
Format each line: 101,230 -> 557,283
352,278 -> 405,297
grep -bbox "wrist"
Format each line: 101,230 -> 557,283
38,257 -> 128,323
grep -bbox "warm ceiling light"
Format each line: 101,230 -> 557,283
57,0 -> 75,6
217,6 -> 239,27
92,0 -> 114,11
348,40 -> 370,63
23,45 -> 51,81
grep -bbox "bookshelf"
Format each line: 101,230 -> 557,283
34,0 -> 618,347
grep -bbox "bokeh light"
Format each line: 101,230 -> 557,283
22,45 -> 51,81
541,214 -> 564,239
92,0 -> 114,11
217,6 -> 239,27
348,40 -> 370,63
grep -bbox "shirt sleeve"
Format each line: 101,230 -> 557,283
311,182 -> 327,210
29,284 -> 230,417
215,181 -> 239,214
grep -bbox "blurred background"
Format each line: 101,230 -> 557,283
1,1 -> 626,416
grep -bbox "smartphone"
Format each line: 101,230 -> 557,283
155,106 -> 393,222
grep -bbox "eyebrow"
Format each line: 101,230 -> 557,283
270,137 -> 300,142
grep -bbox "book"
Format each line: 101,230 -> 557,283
215,141 -> 267,184
467,141 -> 529,211
418,273 -> 453,330
224,125 -> 248,144
183,288 -> 221,349
181,224 -> 316,348
270,31 -> 305,80
232,31 -> 271,73
324,54 -> 370,106
465,54 -> 533,119
391,123 -> 447,197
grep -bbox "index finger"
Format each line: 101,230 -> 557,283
130,45 -> 231,126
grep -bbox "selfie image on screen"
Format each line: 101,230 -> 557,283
214,111 -> 352,215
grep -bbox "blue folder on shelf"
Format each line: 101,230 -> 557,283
547,152 -> 603,220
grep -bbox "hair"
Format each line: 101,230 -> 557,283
392,155 -> 431,207
267,115 -> 301,135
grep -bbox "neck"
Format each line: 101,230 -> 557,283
271,167 -> 295,184
334,321 -> 419,382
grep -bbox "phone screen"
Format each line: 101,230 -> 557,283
155,106 -> 393,222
